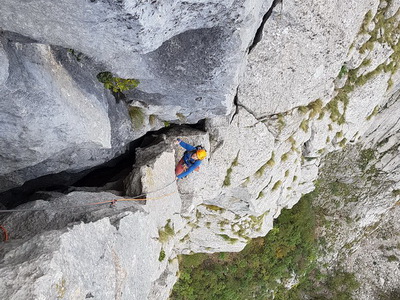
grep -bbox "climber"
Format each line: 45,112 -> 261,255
174,138 -> 207,179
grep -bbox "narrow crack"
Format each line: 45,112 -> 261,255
229,87 -> 240,125
248,0 -> 283,53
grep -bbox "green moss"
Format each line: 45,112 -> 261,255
366,105 -> 380,120
128,106 -> 145,129
298,106 -> 309,114
300,119 -> 309,132
176,113 -> 186,122
158,219 -> 175,243
277,114 -> 286,131
281,152 -> 290,162
386,255 -> 398,262
256,152 -> 275,177
335,131 -> 343,139
204,205 -> 225,212
97,72 -> 139,93
308,99 -> 324,119
359,10 -> 373,34
272,180 -> 282,191
159,249 -> 166,261
218,234 -> 239,244
223,152 -> 240,186
339,138 -> 347,148
55,278 -> 67,299
338,65 -> 348,79
358,149 -> 376,171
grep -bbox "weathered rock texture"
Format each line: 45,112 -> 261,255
0,0 -> 274,122
0,0 -> 399,299
0,35 -> 135,192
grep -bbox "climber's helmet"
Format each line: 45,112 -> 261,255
196,149 -> 207,160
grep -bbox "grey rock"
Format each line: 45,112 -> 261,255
0,0 -> 273,122
238,0 -> 378,117
0,38 -> 135,192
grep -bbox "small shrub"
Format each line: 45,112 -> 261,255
308,99 -> 323,118
159,249 -> 166,261
158,219 -> 175,243
386,255 -> 398,262
298,106 -> 309,114
338,65 -> 348,79
128,106 -> 145,129
218,234 -> 239,244
97,72 -> 139,93
176,113 -> 186,122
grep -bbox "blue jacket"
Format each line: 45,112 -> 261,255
177,140 -> 202,179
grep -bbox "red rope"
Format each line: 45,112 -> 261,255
0,226 -> 9,242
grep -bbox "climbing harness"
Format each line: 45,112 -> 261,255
0,179 -> 178,214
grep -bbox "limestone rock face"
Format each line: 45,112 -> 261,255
0,37 -> 134,192
239,0 -> 377,116
0,146 -> 181,300
0,0 -> 399,299
0,0 -> 274,122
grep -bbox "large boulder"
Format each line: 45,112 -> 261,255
0,37 -> 134,192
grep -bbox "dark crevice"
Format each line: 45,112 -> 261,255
0,123 -> 200,210
248,0 -> 283,53
230,87 -> 240,124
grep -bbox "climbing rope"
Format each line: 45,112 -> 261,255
0,226 -> 8,242
0,179 -> 178,214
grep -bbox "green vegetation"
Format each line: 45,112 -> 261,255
55,278 -> 67,299
386,255 -> 398,262
97,72 -> 139,93
281,152 -> 290,162
158,219 -> 175,243
366,105 -> 380,120
278,114 -> 286,131
308,99 -> 324,119
176,113 -> 186,122
171,193 -> 319,299
218,234 -> 239,244
300,119 -> 309,132
272,180 -> 282,191
338,65 -> 348,79
223,152 -> 240,186
256,152 -> 275,177
204,204 -> 225,212
159,249 -> 166,261
67,49 -> 83,61
128,106 -> 145,129
171,160 -> 365,300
